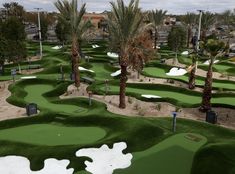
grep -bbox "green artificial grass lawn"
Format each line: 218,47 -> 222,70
90,63 -> 113,81
143,66 -> 235,91
1,42 -> 235,174
97,83 -> 235,107
115,133 -> 207,174
24,84 -> 87,114
0,124 -> 106,146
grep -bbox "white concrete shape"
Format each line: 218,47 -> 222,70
0,156 -> 74,174
76,142 -> 133,174
79,66 -> 95,73
21,76 -> 37,79
181,51 -> 189,55
166,67 -> 187,76
141,94 -> 162,99
111,70 -> 121,77
52,46 -> 63,50
203,59 -> 219,65
92,44 -> 100,48
107,52 -> 119,58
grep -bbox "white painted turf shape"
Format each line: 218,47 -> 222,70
79,66 -> 95,73
0,142 -> 132,174
0,157 -> 73,174
92,44 -> 100,48
203,59 -> 219,65
141,94 -> 162,99
111,69 -> 121,77
181,51 -> 189,55
76,142 -> 132,174
107,52 -> 119,58
52,46 -> 63,50
21,76 -> 37,79
166,67 -> 187,76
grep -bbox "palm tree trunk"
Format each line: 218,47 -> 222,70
154,28 -> 157,49
0,61 -> 4,75
187,25 -> 191,48
119,64 -> 127,109
200,59 -> 213,112
188,56 -> 196,89
71,37 -> 80,87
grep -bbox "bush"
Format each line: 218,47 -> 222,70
138,108 -> 146,116
155,103 -> 161,111
128,96 -> 133,104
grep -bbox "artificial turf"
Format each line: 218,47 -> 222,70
143,65 -> 235,91
0,41 -> 235,174
115,133 -> 207,174
93,82 -> 235,108
24,84 -> 87,114
0,124 -> 106,146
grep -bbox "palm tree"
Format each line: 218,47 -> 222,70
201,11 -> 216,41
108,0 -> 153,108
181,12 -> 197,48
199,39 -> 226,112
148,9 -> 167,49
54,0 -> 90,87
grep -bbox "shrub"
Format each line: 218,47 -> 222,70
128,96 -> 133,104
138,108 -> 146,116
155,103 -> 161,111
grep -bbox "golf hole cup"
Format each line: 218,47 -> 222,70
172,112 -> 177,132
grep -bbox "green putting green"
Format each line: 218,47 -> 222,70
0,124 -> 106,146
143,66 -> 235,90
115,133 -> 207,174
90,63 -> 113,81
24,84 -> 87,114
97,83 -> 235,107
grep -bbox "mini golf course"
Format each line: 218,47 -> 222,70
0,41 -> 235,174
115,133 -> 207,174
24,84 -> 87,115
0,124 -> 106,146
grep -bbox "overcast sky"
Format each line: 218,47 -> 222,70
0,0 -> 234,14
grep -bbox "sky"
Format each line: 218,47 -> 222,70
0,0 -> 234,14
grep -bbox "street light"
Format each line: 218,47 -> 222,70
34,8 -> 42,59
195,10 -> 203,72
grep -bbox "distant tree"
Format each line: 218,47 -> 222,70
40,14 -> 48,40
181,12 -> 197,48
0,17 -> 27,73
168,25 -> 186,64
201,12 -> 216,41
55,19 -> 69,45
3,2 -> 25,20
0,36 -> 8,74
2,17 -> 25,40
148,9 -> 167,49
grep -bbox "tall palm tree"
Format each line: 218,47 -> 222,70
199,39 -> 226,112
108,0 -> 153,108
148,9 -> 167,49
201,11 -> 216,41
54,0 -> 90,87
182,12 -> 197,48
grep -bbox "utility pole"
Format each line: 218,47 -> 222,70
195,10 -> 203,72
35,8 -> 42,59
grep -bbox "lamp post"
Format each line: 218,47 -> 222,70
195,10 -> 203,72
35,8 -> 42,59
